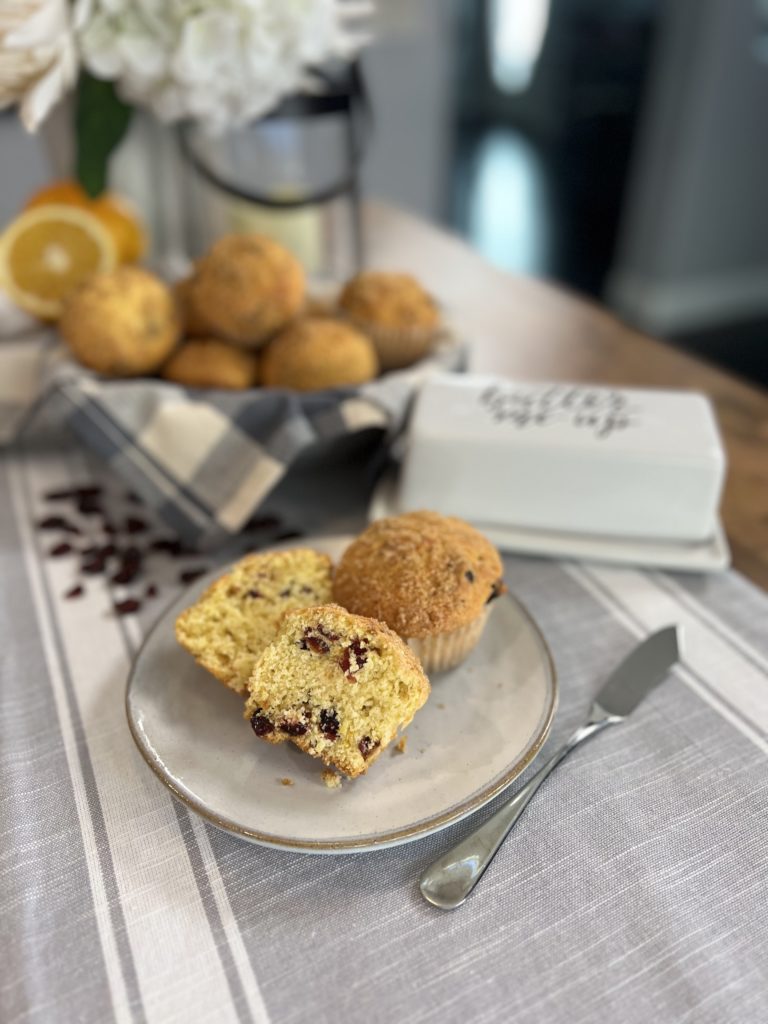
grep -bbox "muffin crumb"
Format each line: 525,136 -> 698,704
322,769 -> 342,789
394,735 -> 408,755
279,777 -> 294,787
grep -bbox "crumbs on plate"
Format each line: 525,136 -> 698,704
322,769 -> 342,789
394,735 -> 408,755
279,777 -> 294,787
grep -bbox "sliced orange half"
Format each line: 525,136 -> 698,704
25,180 -> 148,264
0,204 -> 118,320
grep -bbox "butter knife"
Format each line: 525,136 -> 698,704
420,625 -> 682,910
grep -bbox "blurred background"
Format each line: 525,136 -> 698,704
3,0 -> 767,387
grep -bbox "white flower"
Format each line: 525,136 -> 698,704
0,0 -> 77,131
75,0 -> 374,131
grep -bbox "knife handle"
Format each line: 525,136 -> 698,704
419,712 -> 617,910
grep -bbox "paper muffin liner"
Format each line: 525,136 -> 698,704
406,607 -> 490,674
339,315 -> 440,371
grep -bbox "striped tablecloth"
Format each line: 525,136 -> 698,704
3,442 -> 768,1024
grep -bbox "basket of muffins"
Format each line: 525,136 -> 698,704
57,232 -> 456,390
30,230 -> 463,545
175,510 -> 506,784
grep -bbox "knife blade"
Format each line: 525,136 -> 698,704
595,624 -> 681,719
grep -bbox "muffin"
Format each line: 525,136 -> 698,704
244,604 -> 430,778
175,548 -> 333,696
338,271 -> 440,371
174,275 -> 215,336
185,234 -> 304,348
161,338 -> 259,390
59,266 -> 181,376
333,511 -> 506,673
261,317 -> 378,391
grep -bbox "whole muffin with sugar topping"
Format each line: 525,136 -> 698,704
60,266 -> 180,376
260,316 -> 378,391
338,271 -> 440,370
184,233 -> 305,348
333,511 -> 506,672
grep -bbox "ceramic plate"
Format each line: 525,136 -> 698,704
370,474 -> 731,573
126,536 -> 557,854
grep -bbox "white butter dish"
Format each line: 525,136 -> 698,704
370,472 -> 730,572
397,375 -> 727,544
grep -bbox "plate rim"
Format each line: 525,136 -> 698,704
125,540 -> 558,854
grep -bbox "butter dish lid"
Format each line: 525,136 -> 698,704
408,374 -> 725,463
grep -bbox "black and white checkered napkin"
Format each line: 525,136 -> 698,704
1,330 -> 464,547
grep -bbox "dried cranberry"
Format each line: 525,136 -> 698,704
82,555 -> 107,575
250,713 -> 274,736
150,538 -> 177,553
340,637 -> 369,679
307,635 -> 329,654
64,584 -> 84,600
247,589 -> 262,599
44,485 -> 102,502
150,538 -> 193,557
275,530 -> 301,542
121,546 -> 142,567
299,627 -> 330,654
180,568 -> 207,585
465,570 -> 475,583
103,522 -> 117,536
125,516 -> 148,534
48,542 -> 73,557
44,488 -> 78,501
316,624 -> 340,642
279,588 -> 291,598
110,546 -> 142,584
319,709 -> 339,741
279,720 -> 308,736
37,516 -> 80,534
115,598 -> 141,615
358,736 -> 379,759
300,586 -> 314,595
77,496 -> 102,516
112,566 -> 138,585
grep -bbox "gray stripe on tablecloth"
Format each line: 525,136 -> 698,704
653,570 -> 768,666
578,564 -> 768,743
16,451 -> 148,1024
199,557 -> 768,1024
170,803 -> 254,1024
0,457 -> 114,1024
90,463 -> 256,1024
